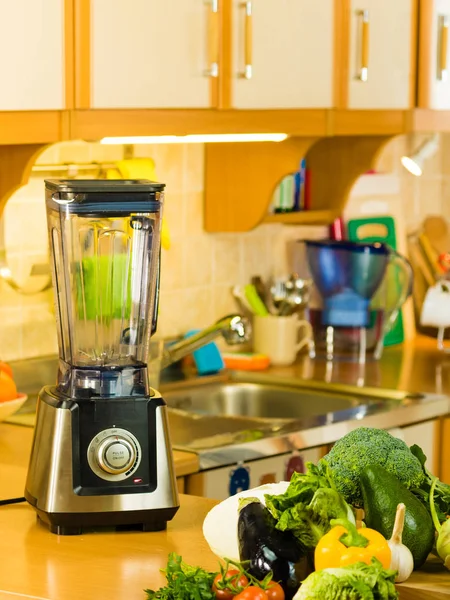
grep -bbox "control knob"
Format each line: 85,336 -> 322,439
95,436 -> 136,475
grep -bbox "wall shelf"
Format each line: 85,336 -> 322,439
204,135 -> 393,233
263,210 -> 338,226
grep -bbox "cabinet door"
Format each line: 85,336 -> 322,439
0,0 -> 65,110
90,0 -> 211,109
390,420 -> 438,475
418,0 -> 450,109
231,0 -> 334,109
347,0 -> 414,109
442,416 -> 450,483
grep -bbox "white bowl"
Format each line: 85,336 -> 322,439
202,481 -> 290,561
0,394 -> 28,423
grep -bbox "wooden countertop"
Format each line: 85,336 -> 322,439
0,340 -> 448,599
0,422 -> 448,599
0,489 -> 447,600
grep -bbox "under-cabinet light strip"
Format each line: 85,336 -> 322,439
100,133 -> 288,144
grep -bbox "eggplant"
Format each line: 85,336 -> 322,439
238,498 -> 313,600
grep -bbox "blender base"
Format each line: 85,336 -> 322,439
32,506 -> 178,536
25,387 -> 180,535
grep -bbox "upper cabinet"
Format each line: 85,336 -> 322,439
0,0 -> 67,110
80,0 -> 416,112
418,0 -> 450,109
230,0 -> 335,109
342,0 -> 416,109
0,0 -> 448,126
84,0 -> 335,110
86,0 -> 212,109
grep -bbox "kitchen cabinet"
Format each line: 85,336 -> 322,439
418,0 -> 450,109
441,416 -> 450,483
0,0 -> 66,110
86,0 -> 212,109
343,0 -> 416,109
186,447 -> 324,500
85,0 -> 335,111
389,420 -> 439,474
230,0 -> 334,109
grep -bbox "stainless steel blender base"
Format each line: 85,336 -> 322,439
25,387 -> 179,535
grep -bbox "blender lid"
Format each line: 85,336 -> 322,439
45,179 -> 164,214
45,179 -> 165,193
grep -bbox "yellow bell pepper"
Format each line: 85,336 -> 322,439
315,519 -> 391,571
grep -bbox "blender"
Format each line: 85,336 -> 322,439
25,179 -> 179,535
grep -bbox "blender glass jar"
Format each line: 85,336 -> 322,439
45,179 -> 164,398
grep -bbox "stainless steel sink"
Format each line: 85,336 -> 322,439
164,381 -> 360,420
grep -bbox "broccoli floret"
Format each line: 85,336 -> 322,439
319,427 -> 425,507
384,449 -> 425,489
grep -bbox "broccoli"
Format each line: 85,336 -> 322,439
319,427 -> 425,507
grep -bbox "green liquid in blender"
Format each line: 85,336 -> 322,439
76,255 -> 132,321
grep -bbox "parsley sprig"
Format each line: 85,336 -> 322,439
145,553 -> 218,600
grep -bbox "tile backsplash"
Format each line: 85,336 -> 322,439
1,134 -> 448,362
0,140 -> 324,361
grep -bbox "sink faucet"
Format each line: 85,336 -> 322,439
160,314 -> 251,370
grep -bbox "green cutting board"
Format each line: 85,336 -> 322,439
347,216 -> 404,346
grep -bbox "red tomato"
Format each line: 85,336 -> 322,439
234,587 -> 269,600
212,569 -> 249,600
265,581 -> 285,600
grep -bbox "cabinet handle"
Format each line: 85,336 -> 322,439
239,1 -> 253,79
205,0 -> 219,78
438,15 -> 449,81
357,9 -> 370,82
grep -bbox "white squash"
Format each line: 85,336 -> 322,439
202,481 -> 290,561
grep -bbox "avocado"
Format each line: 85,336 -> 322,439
360,464 -> 435,569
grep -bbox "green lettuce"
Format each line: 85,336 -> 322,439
293,558 -> 399,600
265,463 -> 355,549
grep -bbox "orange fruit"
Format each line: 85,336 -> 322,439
0,370 -> 17,403
0,361 -> 14,380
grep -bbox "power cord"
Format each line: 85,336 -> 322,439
0,496 -> 26,506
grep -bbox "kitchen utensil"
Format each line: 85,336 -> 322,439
302,239 -> 413,362
347,216 -> 404,346
409,241 -> 435,287
278,277 -> 312,316
0,393 -> 27,424
251,275 -> 273,313
25,179 -> 179,535
232,285 -> 254,315
253,314 -> 312,366
243,284 -> 269,317
418,233 -> 444,279
423,215 -> 450,257
269,279 -> 288,313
